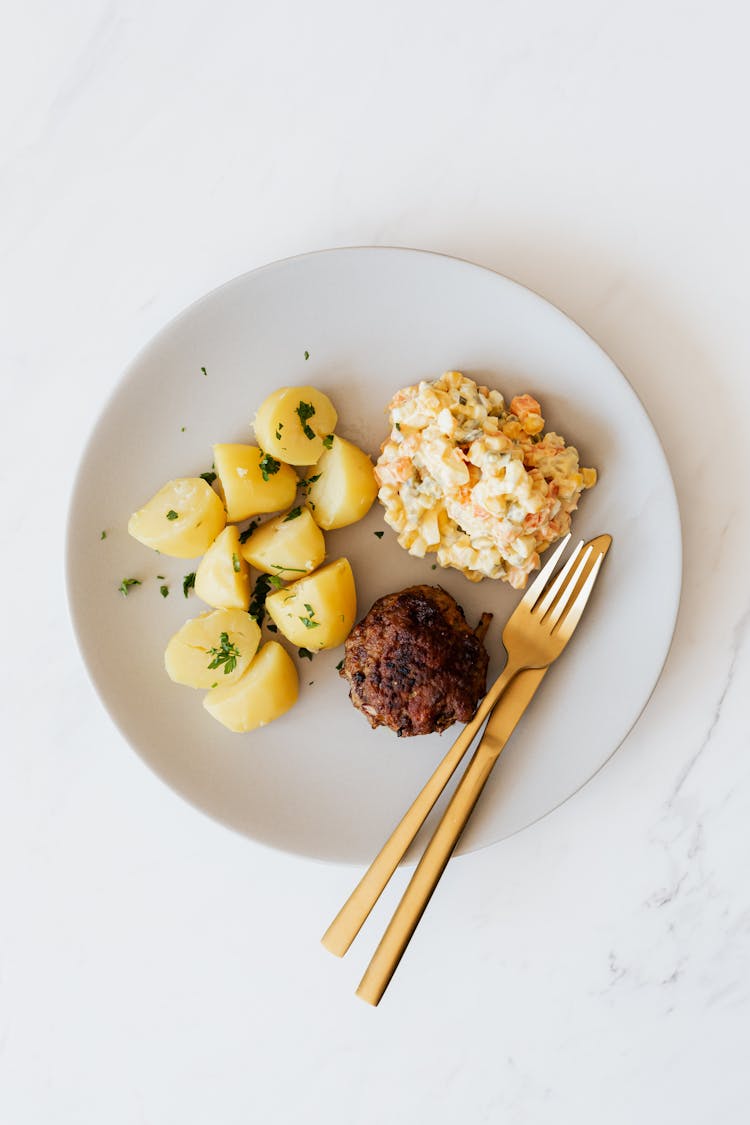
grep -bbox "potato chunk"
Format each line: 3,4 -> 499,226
128,478 -> 226,558
254,386 -> 338,466
306,435 -> 377,530
240,506 -> 325,577
203,641 -> 299,732
194,525 -> 251,610
213,443 -> 298,522
265,557 -> 356,651
165,608 -> 260,689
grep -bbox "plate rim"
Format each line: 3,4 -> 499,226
65,245 -> 683,866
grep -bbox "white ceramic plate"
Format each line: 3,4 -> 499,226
66,248 -> 681,864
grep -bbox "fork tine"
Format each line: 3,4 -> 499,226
520,533 -> 571,609
545,545 -> 592,626
536,540 -> 585,617
554,551 -> 605,640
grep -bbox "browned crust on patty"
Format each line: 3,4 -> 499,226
340,585 -> 491,737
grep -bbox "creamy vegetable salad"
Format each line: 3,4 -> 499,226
375,371 -> 597,587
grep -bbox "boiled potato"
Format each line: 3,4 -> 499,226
165,608 -> 260,689
254,386 -> 338,466
213,443 -> 298,522
265,557 -> 356,651
240,506 -> 325,577
203,641 -> 299,732
306,435 -> 377,530
128,478 -> 226,558
194,525 -> 251,610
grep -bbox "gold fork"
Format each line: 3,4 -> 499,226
322,534 -> 611,967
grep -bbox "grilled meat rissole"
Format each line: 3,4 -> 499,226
340,585 -> 492,737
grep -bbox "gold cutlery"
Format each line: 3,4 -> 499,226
322,533 -> 611,1003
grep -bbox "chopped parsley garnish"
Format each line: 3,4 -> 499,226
459,396 -> 467,405
283,507 -> 302,522
248,573 -> 282,625
166,509 -> 179,520
201,366 -> 208,377
267,622 -> 278,633
304,350 -> 310,360
431,564 -> 437,570
183,572 -> 196,597
299,604 -> 319,629
181,426 -> 186,432
207,632 -> 240,676
270,563 -> 306,573
232,553 -> 241,573
395,422 -> 401,431
239,520 -> 259,544
322,434 -> 334,450
295,400 -> 316,440
157,574 -> 165,579
200,471 -> 217,485
374,530 -> 384,539
297,472 -> 321,499
118,578 -> 141,597
298,647 -> 314,661
275,422 -> 284,440
160,585 -> 169,598
259,452 -> 281,481
100,530 -> 107,540
336,659 -> 344,671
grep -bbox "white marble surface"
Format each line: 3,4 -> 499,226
2,2 -> 749,1121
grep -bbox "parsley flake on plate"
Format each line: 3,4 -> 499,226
283,507 -> 302,522
183,572 -> 196,597
118,577 -> 141,597
322,434 -> 334,450
160,585 -> 169,598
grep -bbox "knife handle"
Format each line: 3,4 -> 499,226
320,659 -> 520,958
356,741 -> 498,1007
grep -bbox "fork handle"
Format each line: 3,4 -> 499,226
321,659 -> 521,958
356,742 -> 498,1006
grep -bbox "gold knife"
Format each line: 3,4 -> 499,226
355,665 -> 546,1006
